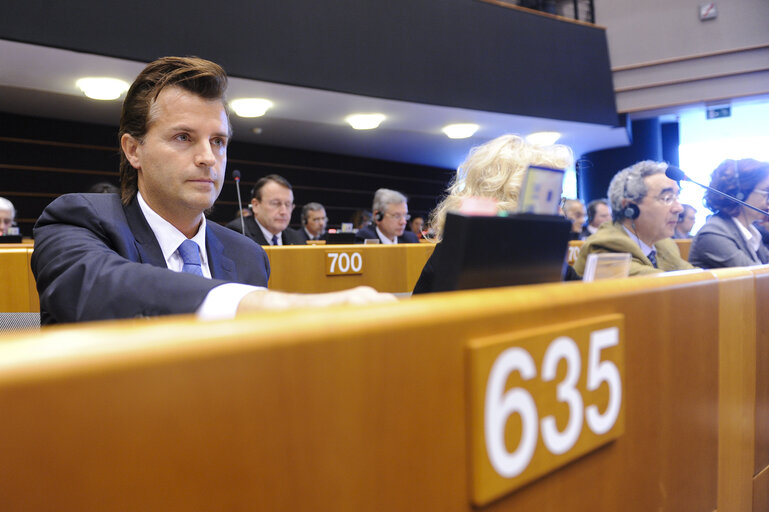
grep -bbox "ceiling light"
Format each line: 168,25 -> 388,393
75,77 -> 129,100
345,113 -> 385,130
230,98 -> 273,117
526,131 -> 562,146
442,123 -> 479,139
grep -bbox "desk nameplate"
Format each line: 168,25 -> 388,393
325,250 -> 364,276
467,315 -> 625,505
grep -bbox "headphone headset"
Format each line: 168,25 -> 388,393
621,173 -> 640,220
734,162 -> 745,201
375,211 -> 384,222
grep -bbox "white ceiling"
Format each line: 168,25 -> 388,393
0,39 -> 630,170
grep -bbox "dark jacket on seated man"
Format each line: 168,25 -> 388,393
226,215 -> 304,246
355,224 -> 419,244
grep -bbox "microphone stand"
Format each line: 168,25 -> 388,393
233,170 -> 246,235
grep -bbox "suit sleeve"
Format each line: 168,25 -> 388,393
32,195 -> 227,324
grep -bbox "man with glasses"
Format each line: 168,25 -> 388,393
229,174 -> 303,246
0,197 -> 16,236
356,188 -> 419,244
574,160 -> 694,277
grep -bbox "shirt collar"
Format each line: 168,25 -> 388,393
622,225 -> 655,257
376,226 -> 397,244
731,216 -> 761,253
255,217 -> 282,245
137,192 -> 208,267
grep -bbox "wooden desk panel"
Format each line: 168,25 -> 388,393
0,272 -> 720,511
674,239 -> 692,261
264,244 -> 434,293
0,246 -> 38,313
751,268 -> 769,494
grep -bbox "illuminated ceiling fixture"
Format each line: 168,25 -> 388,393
345,113 -> 386,130
442,123 -> 479,139
75,77 -> 129,100
526,131 -> 562,146
230,98 -> 273,118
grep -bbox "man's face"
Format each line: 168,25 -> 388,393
0,208 -> 13,236
678,208 -> 696,234
305,208 -> 327,237
633,173 -> 683,244
564,201 -> 586,232
252,181 -> 294,235
376,202 -> 408,240
122,87 -> 228,229
591,203 -> 611,228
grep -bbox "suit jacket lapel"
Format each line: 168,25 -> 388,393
123,198 -> 167,268
207,225 -> 236,280
721,214 -> 760,264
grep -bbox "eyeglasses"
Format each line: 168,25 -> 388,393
752,189 -> 769,201
656,192 -> 680,206
385,212 -> 411,221
308,216 -> 328,223
265,200 -> 295,210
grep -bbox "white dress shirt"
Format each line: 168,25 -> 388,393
137,192 -> 262,320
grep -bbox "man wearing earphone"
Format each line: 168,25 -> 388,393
574,160 -> 695,277
355,188 -> 420,244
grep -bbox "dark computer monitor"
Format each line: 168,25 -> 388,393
326,232 -> 357,245
0,235 -> 23,244
417,212 -> 571,293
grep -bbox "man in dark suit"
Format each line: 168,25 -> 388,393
32,56 -> 391,325
289,202 -> 327,243
227,174 -> 304,246
355,188 -> 419,244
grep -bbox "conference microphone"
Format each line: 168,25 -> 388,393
665,165 -> 769,218
233,170 -> 246,235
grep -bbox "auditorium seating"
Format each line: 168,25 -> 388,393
1,267 -> 767,510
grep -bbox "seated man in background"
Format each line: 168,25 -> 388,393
290,202 -> 327,242
32,56 -> 392,325
355,188 -> 419,244
227,174 -> 304,246
673,204 -> 697,239
562,199 -> 587,240
574,161 -> 694,277
0,197 -> 16,236
582,198 -> 611,238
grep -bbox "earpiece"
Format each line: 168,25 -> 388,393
623,203 -> 640,220
375,211 -> 384,222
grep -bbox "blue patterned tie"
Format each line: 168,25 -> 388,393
647,250 -> 658,268
271,234 -> 279,246
177,239 -> 204,276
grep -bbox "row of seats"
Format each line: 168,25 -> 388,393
0,265 -> 765,510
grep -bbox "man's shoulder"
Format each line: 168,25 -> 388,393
355,225 -> 377,240
582,222 -> 634,250
284,227 -> 308,244
400,231 -> 420,243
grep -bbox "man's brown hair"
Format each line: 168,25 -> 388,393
119,56 -> 229,205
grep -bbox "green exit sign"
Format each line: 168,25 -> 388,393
707,106 -> 731,119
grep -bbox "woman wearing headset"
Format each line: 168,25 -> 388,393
689,159 -> 769,268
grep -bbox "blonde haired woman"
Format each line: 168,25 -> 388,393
414,135 -> 573,293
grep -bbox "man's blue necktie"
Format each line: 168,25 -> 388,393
647,250 -> 658,268
177,239 -> 204,276
271,234 -> 279,246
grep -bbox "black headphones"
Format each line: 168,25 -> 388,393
734,163 -> 745,201
621,173 -> 640,220
374,211 -> 384,222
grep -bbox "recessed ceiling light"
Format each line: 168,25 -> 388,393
230,98 -> 273,118
345,113 -> 385,130
442,123 -> 479,139
75,77 -> 129,100
526,131 -> 562,146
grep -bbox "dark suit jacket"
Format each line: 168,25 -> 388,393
355,225 -> 420,244
226,216 -> 304,245
287,227 -> 326,244
32,193 -> 270,325
689,212 -> 769,268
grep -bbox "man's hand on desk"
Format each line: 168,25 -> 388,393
237,286 -> 397,313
